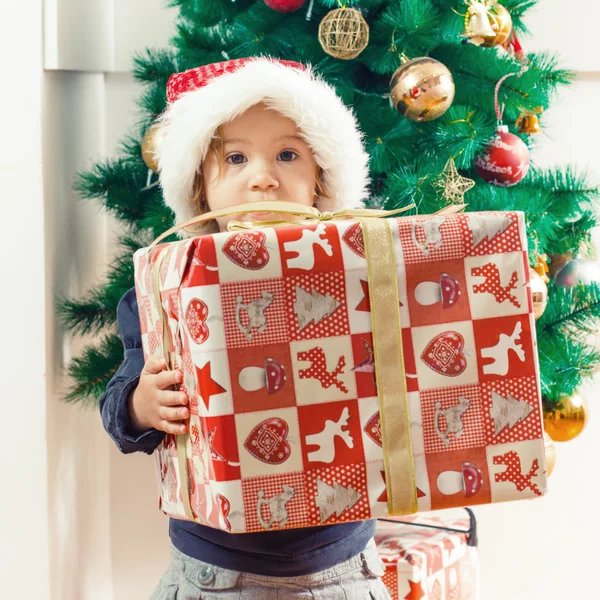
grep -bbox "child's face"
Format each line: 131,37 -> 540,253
202,103 -> 319,232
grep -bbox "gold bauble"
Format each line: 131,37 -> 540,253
389,57 -> 455,122
543,393 -> 588,443
318,8 -> 369,60
529,268 -> 548,320
141,123 -> 163,172
543,432 -> 556,477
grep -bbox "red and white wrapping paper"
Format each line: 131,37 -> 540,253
376,510 -> 480,600
133,210 -> 548,533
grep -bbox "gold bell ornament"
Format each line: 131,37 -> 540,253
389,55 -> 455,122
462,0 -> 513,48
533,253 -> 550,283
516,107 -> 543,135
543,392 -> 589,443
318,4 -> 370,60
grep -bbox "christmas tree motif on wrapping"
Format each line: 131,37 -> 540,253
283,224 -> 332,270
489,391 -> 534,434
480,321 -> 525,376
435,397 -> 471,445
256,485 -> 295,529
316,479 -> 362,523
294,285 -> 340,331
305,407 -> 354,463
298,347 -> 348,393
411,215 -> 446,256
493,450 -> 543,496
471,263 -> 520,308
467,213 -> 512,247
235,291 -> 275,340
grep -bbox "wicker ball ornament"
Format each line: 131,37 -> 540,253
318,8 -> 369,60
390,57 -> 455,122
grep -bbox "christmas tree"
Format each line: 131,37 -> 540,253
57,0 -> 600,424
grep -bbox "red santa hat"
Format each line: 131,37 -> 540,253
155,56 -> 370,236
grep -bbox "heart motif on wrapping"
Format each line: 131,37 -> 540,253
421,331 -> 467,376
185,298 -> 209,344
244,417 -> 291,464
223,231 -> 270,270
364,411 -> 383,447
342,222 -> 365,258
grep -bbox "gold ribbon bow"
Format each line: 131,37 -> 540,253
147,201 -> 423,250
147,200 -> 466,520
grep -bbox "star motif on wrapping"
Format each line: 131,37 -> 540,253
405,580 -> 426,600
356,279 -> 403,313
195,362 -> 226,411
431,157 -> 475,205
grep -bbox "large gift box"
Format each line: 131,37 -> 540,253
133,202 -> 548,533
376,509 -> 479,600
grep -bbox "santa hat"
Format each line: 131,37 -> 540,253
156,57 -> 370,236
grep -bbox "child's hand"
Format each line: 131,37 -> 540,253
127,354 -> 189,435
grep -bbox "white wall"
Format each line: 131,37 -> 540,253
2,1 -> 596,598
0,1 -> 49,596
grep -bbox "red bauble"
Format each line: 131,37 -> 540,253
263,0 -> 306,12
475,126 -> 530,187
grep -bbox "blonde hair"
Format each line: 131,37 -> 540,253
184,126 -> 331,236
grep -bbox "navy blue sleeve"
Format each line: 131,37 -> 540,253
98,287 -> 165,455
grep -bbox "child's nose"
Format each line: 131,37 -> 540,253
249,169 -> 279,191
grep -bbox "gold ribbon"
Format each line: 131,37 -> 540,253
359,217 -> 416,515
146,200 -> 467,522
151,248 -> 194,522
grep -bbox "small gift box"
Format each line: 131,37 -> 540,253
133,201 -> 548,533
376,509 -> 480,599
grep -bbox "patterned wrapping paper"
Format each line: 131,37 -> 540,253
132,210 -> 548,533
376,510 -> 480,600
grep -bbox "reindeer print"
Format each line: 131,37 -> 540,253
493,450 -> 543,496
471,262 -> 521,308
305,407 -> 354,463
411,215 -> 446,256
283,224 -> 333,270
297,347 -> 348,393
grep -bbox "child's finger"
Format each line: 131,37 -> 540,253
144,354 -> 167,375
159,419 -> 188,435
156,369 -> 183,390
159,405 -> 190,422
160,390 -> 189,407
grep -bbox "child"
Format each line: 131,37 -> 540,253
99,57 -> 391,599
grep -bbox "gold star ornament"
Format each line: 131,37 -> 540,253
431,157 -> 476,205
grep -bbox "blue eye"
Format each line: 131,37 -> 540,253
226,153 -> 247,165
279,150 -> 298,162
